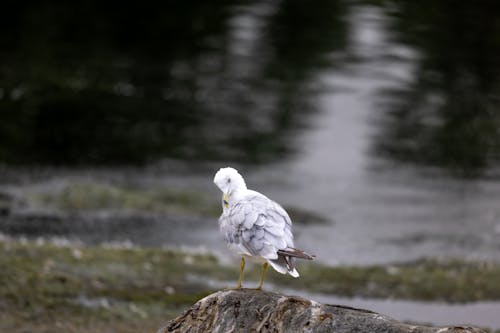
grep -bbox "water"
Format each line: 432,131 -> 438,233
256,4 -> 500,266
1,0 -> 499,268
297,292 -> 500,330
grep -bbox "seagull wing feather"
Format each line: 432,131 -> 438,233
222,193 -> 294,260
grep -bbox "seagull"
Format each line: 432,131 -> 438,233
213,167 -> 314,289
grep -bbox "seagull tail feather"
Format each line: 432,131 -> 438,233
268,255 -> 300,278
277,248 -> 315,260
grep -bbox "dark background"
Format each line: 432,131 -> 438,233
1,0 -> 499,177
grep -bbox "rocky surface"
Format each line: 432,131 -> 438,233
158,289 -> 486,333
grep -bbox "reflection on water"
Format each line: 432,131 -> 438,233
0,0 -> 347,165
253,4 -> 500,265
1,1 -> 499,174
374,0 -> 500,177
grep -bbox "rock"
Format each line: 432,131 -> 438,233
157,289 -> 485,333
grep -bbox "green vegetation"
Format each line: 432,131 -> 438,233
27,182 -> 220,217
1,238 -> 499,333
24,181 -> 329,224
0,238 -> 220,333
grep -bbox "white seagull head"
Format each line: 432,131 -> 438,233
213,167 -> 247,196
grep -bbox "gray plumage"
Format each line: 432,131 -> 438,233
214,167 -> 313,279
218,190 -> 305,276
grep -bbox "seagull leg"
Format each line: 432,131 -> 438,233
236,257 -> 245,289
256,262 -> 269,290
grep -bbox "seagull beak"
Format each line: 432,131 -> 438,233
223,193 -> 229,208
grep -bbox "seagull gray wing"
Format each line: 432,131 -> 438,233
219,193 -> 294,260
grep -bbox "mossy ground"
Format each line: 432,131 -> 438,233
26,182 -> 220,217
23,181 -> 329,224
0,239 -> 219,333
1,238 -> 499,332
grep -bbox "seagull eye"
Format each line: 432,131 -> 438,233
227,178 -> 231,183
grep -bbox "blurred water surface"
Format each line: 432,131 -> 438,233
0,1 -> 500,264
